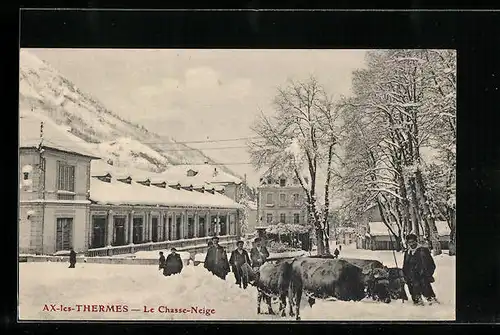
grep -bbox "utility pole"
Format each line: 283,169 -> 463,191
37,115 -> 46,254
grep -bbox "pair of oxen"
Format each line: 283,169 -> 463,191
242,255 -> 408,320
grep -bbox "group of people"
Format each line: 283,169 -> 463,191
158,248 -> 184,276
203,236 -> 269,289
155,232 -> 438,306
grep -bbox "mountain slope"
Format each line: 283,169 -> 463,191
19,50 -> 243,179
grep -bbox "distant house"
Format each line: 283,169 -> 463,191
19,113 -> 243,255
336,227 -> 357,246
256,171 -> 308,229
359,221 -> 451,251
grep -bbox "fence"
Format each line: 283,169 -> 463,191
86,235 -> 237,257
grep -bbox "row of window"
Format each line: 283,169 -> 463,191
54,215 -> 233,251
266,213 -> 301,224
266,193 -> 301,205
262,176 -> 309,186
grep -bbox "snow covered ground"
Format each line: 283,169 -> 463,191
18,247 -> 455,321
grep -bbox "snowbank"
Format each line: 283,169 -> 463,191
134,250 -> 191,261
19,263 -> 259,320
18,249 -> 455,321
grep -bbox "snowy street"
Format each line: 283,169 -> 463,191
19,247 -> 455,321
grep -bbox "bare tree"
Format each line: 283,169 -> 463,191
338,50 -> 456,256
248,76 -> 341,255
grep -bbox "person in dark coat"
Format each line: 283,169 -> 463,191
402,233 -> 438,305
68,248 -> 76,268
250,237 -> 270,269
163,248 -> 183,276
158,251 -> 166,270
333,248 -> 340,258
229,240 -> 251,288
204,236 -> 230,280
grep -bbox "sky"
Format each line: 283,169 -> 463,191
30,48 -> 368,186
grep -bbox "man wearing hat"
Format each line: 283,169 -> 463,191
204,236 -> 230,280
402,233 -> 438,305
229,240 -> 251,288
250,237 -> 270,269
163,248 -> 183,276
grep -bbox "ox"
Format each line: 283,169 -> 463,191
387,267 -> 409,302
288,257 -> 366,320
341,258 -> 392,303
244,260 -> 295,317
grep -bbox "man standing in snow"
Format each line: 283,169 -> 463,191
250,237 -> 269,269
163,248 -> 183,276
402,233 -> 439,305
158,251 -> 166,270
204,236 -> 230,280
68,248 -> 76,268
333,248 -> 340,259
229,240 -> 251,288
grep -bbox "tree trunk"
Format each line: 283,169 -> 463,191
407,177 -> 421,236
448,208 -> 456,256
395,167 -> 413,240
315,227 -> 325,255
415,169 -> 442,255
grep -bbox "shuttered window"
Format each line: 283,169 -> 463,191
57,162 -> 75,192
56,218 -> 73,251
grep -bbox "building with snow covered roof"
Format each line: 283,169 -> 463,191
19,113 -> 101,255
19,114 -> 243,255
358,221 -> 451,251
88,160 -> 243,252
256,171 -> 308,229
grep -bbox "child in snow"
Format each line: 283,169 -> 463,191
163,248 -> 183,276
68,248 -> 76,268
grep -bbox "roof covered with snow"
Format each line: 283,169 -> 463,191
368,221 -> 451,237
89,177 -> 242,209
159,164 -> 242,186
92,160 -> 223,190
19,112 -> 100,159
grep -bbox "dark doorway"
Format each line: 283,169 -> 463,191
220,215 -> 227,235
91,216 -> 106,248
176,216 -> 182,240
133,217 -> 143,244
113,217 -> 126,246
187,217 -> 194,238
199,217 -> 206,237
151,217 -> 159,242
168,217 -> 172,240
